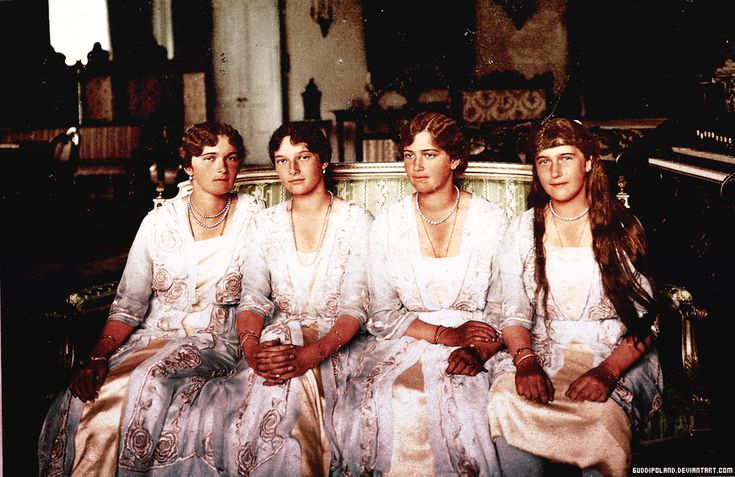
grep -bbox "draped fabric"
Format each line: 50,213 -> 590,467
38,193 -> 265,476
332,195 -> 508,476
486,209 -> 664,474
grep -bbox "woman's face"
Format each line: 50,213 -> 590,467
534,144 -> 591,205
273,136 -> 326,196
185,135 -> 241,196
402,130 -> 459,195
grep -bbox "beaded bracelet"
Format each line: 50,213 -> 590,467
238,331 -> 260,347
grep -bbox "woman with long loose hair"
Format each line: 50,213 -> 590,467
486,118 -> 663,477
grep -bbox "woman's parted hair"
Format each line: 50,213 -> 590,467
178,122 -> 246,168
267,121 -> 332,164
398,111 -> 468,173
526,118 -> 657,338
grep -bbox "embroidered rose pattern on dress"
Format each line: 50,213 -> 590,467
215,271 -> 242,304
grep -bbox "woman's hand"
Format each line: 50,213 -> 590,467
69,360 -> 109,402
252,341 -> 324,386
566,363 -> 619,402
243,338 -> 280,378
515,357 -> 555,404
257,344 -> 323,386
446,346 -> 487,376
437,321 -> 499,347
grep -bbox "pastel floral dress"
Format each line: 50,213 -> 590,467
188,200 -> 373,477
38,192 -> 265,477
331,195 -> 508,477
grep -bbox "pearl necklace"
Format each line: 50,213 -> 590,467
188,194 -> 232,229
548,200 -> 589,222
290,191 -> 334,266
416,185 -> 460,225
420,200 -> 459,258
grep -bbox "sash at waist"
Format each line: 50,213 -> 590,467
416,309 -> 484,328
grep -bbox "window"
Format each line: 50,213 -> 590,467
48,0 -> 111,65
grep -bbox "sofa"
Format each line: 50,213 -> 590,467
52,160 -> 707,449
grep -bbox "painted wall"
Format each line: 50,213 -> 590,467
284,0 -> 369,119
474,0 -> 568,94
284,0 -> 369,161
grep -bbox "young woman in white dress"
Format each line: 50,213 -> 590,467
332,112 -> 507,476
486,118 -> 663,477
39,122 -> 265,476
197,121 -> 372,476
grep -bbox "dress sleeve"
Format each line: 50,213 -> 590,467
336,209 -> 373,325
108,212 -> 156,327
486,213 -> 535,331
631,261 -> 659,337
236,214 -> 275,319
365,212 -> 417,339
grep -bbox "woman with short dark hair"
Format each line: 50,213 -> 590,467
192,121 -> 372,476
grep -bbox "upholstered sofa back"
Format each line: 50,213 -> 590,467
160,161 -> 533,219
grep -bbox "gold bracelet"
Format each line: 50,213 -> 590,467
432,325 -> 446,345
90,355 -> 108,363
238,331 -> 260,346
514,352 -> 537,367
99,335 -> 116,345
599,361 -> 620,381
514,346 -> 532,358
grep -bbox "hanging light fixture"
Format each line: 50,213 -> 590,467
311,0 -> 334,38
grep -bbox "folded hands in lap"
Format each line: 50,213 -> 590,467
248,339 -> 322,386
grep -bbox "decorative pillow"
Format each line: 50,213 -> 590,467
417,89 -> 451,107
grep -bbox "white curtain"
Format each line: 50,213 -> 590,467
151,0 -> 174,60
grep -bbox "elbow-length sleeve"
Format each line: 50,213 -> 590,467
365,212 -> 417,340
486,212 -> 536,331
237,214 -> 275,320
628,257 -> 660,337
336,209 -> 373,325
108,212 -> 156,327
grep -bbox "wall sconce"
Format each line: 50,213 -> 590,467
311,0 -> 334,38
